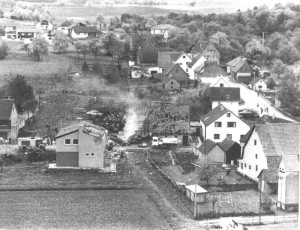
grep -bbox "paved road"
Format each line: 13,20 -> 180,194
227,78 -> 296,122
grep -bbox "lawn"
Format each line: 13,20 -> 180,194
0,189 -> 170,230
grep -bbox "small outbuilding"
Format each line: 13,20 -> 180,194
185,184 -> 208,203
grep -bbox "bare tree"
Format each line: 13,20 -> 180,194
197,157 -> 220,186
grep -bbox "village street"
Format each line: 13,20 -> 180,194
229,80 -> 296,122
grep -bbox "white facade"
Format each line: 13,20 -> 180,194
253,79 -> 267,91
175,53 -> 192,75
210,77 -> 232,88
57,27 -> 69,35
212,101 -> 239,116
36,21 -> 53,31
237,130 -> 268,181
147,67 -> 163,75
201,111 -> 250,144
188,56 -> 206,80
70,30 -> 88,39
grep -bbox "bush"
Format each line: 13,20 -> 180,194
0,41 -> 9,60
27,148 -> 55,162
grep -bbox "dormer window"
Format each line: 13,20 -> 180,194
183,55 -> 186,58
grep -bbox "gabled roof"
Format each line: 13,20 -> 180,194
200,104 -> 229,126
281,155 -> 299,172
72,26 -> 98,33
250,78 -> 266,86
56,121 -> 107,139
267,156 -> 282,170
231,59 -> 253,73
195,62 -> 227,77
244,123 -> 300,157
256,115 -> 292,124
0,99 -> 15,120
219,138 -> 238,152
174,52 -> 192,62
210,76 -> 232,87
163,63 -> 189,83
188,55 -> 203,68
227,56 -> 246,67
185,184 -> 208,193
60,20 -> 73,27
157,51 -> 181,68
198,139 -> 219,154
162,76 -> 180,86
210,87 -> 240,101
203,43 -> 220,57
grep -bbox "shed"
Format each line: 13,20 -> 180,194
185,184 -> 208,203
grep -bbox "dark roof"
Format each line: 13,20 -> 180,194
241,125 -> 255,143
258,169 -> 278,183
231,60 -> 253,73
0,99 -> 15,120
267,156 -> 282,170
257,115 -> 292,124
195,62 -> 227,77
219,138 -> 237,152
163,63 -> 189,83
198,139 -> 218,154
72,26 -> 98,33
60,20 -> 72,27
210,87 -> 240,101
40,20 -> 50,25
56,121 -> 107,139
157,52 -> 181,68
200,104 -> 229,126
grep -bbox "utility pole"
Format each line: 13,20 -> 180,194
262,32 -> 265,50
259,177 -> 262,224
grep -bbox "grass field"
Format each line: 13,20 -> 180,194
0,189 -> 170,230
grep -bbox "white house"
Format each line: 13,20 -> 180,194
150,24 -> 178,42
35,20 -> 53,31
70,26 -> 97,39
210,76 -> 233,88
250,78 -> 267,91
278,155 -> 299,210
210,87 -> 240,116
200,104 -> 250,143
237,123 -> 300,182
187,55 -> 206,80
174,52 -> 192,75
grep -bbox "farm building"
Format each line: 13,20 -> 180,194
162,63 -> 190,89
70,26 -> 98,39
219,137 -> 241,164
162,77 -> 181,91
188,55 -> 206,80
195,62 -> 227,83
227,57 -> 255,85
35,20 -> 53,31
196,139 -> 226,163
55,121 -> 108,169
250,78 -> 267,91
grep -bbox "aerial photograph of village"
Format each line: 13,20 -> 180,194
0,0 -> 299,229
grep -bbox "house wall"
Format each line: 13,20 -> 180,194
156,134 -> 187,146
203,48 -> 220,64
212,101 -> 239,116
78,126 -> 106,169
188,56 -> 206,80
198,145 -> 225,163
57,27 -> 69,34
167,65 -> 189,83
278,169 -> 299,208
202,112 -> 250,144
17,32 -> 36,39
254,80 -> 267,91
36,22 -> 53,30
176,54 -> 192,74
226,144 -> 241,164
237,130 -> 268,181
211,78 -> 231,88
151,29 -> 165,35
164,79 -> 181,91
147,67 -> 163,75
56,131 -> 79,152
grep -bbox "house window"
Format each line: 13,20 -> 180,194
186,68 -> 188,72
258,86 -> 262,89
220,83 -> 224,87
255,154 -> 257,159
227,113 -> 231,117
254,139 -> 257,145
65,139 -> 71,145
170,85 -> 173,90
214,134 -> 220,140
73,139 -> 78,145
227,122 -> 236,127
86,153 -> 90,157
171,81 -> 174,85
165,135 -> 167,137
227,134 -> 232,139
175,135 -> 177,138
249,165 -> 251,170
91,153 -> 95,157
256,165 -> 258,171
214,122 -> 222,127
241,162 -> 243,169
183,55 -> 186,58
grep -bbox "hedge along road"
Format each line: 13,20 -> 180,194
0,189 -> 171,230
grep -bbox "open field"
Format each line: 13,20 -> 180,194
0,189 -> 170,230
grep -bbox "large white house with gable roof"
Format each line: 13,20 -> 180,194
200,104 -> 250,143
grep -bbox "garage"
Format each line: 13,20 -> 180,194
56,152 -> 79,167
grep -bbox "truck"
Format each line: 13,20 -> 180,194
17,137 -> 45,150
152,136 -> 178,149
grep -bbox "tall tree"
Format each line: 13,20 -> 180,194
6,75 -> 37,113
0,41 -> 9,60
276,42 -> 300,65
52,30 -> 69,54
89,39 -> 102,59
31,38 -> 49,61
